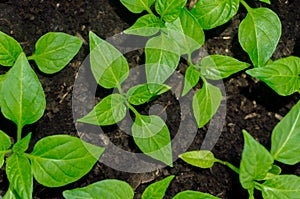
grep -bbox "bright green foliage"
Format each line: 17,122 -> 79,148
29,32 -> 82,74
190,0 -> 240,29
0,31 -> 23,66
261,175 -> 300,198
238,7 -> 281,68
179,150 -> 217,169
246,56 -> 300,96
271,100 -> 300,164
77,94 -> 127,126
6,154 -> 33,199
155,0 -> 187,22
240,130 -> 274,190
263,165 -> 282,180
127,83 -> 170,105
29,135 -> 104,187
145,33 -> 180,86
0,53 -> 46,127
63,179 -> 134,199
89,31 -> 129,89
0,130 -> 11,167
192,81 -> 222,128
0,73 -> 6,92
132,115 -> 172,166
124,14 -> 163,36
12,133 -> 31,154
200,55 -> 250,80
259,0 -> 271,4
0,31 -> 110,199
173,190 -> 220,199
120,0 -> 155,13
2,186 -> 16,199
182,65 -> 200,96
142,175 -> 174,199
166,8 -> 205,56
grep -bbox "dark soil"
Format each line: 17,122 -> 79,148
0,0 -> 299,198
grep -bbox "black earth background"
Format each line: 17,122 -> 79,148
0,0 -> 299,198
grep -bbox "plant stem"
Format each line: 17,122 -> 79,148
27,55 -> 34,60
240,0 -> 252,13
216,159 -> 240,174
127,102 -> 141,118
17,124 -> 23,142
188,53 -> 193,66
145,6 -> 154,15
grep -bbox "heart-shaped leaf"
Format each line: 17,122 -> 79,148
238,8 -> 281,67
63,179 -> 134,199
0,31 -> 22,66
78,94 -> 127,126
89,31 -> 129,89
0,53 -> 46,127
29,135 -> 105,187
132,115 -> 172,166
29,32 -> 82,74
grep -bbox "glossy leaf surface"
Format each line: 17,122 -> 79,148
63,179 -> 134,199
200,55 -> 250,80
30,32 -> 82,74
192,82 -> 222,128
78,94 -> 127,126
271,101 -> 300,165
239,130 -> 274,190
0,31 -> 22,66
238,8 -> 281,67
132,115 -> 172,166
0,53 -> 46,127
89,31 -> 129,88
246,56 -> 300,96
190,0 -> 239,29
29,135 -> 104,187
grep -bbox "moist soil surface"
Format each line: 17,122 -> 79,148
0,0 -> 299,198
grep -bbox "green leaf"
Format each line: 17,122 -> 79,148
246,56 -> 300,96
179,150 -> 217,169
3,186 -> 17,199
263,165 -> 282,180
166,8 -> 205,55
29,32 -> 82,74
270,101 -> 300,164
0,130 -> 11,168
190,0 -> 239,29
238,8 -> 281,68
132,115 -> 172,166
173,190 -> 220,199
261,175 -> 300,199
142,175 -> 175,199
239,130 -> 274,190
200,55 -> 250,80
145,34 -> 180,87
120,0 -> 155,14
155,0 -> 187,22
6,154 -> 33,199
182,65 -> 200,96
78,94 -> 127,126
0,53 -> 46,127
63,179 -> 134,199
259,0 -> 271,4
0,31 -> 23,66
127,83 -> 170,105
12,132 -> 31,154
192,82 -> 222,128
29,135 -> 105,187
89,31 -> 129,89
124,14 -> 163,36
0,73 -> 7,92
